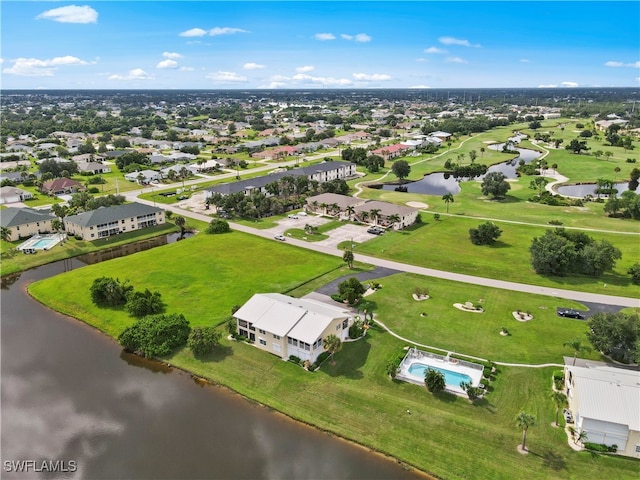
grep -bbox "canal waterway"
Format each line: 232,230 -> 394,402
1,258 -> 428,479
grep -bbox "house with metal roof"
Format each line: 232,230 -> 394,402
564,358 -> 640,457
233,293 -> 353,363
0,207 -> 55,241
64,202 -> 165,240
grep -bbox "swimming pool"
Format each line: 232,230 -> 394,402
407,362 -> 472,387
17,233 -> 66,252
31,238 -> 57,249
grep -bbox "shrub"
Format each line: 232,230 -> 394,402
316,351 -> 331,365
386,352 -> 405,378
118,313 -> 191,358
90,277 -> 133,307
548,219 -> 563,225
188,326 -> 222,356
125,288 -> 164,317
626,158 -> 637,163
583,442 -> 609,453
205,219 -> 230,234
349,320 -> 365,339
289,355 -> 301,365
88,187 -> 100,194
433,213 -> 440,221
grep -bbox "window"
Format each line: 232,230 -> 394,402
259,329 -> 266,335
288,338 -> 298,347
121,219 -> 125,224
336,324 -> 341,331
342,319 -> 348,329
259,339 -> 266,346
249,324 -> 255,331
238,320 -> 248,328
635,445 -> 640,454
239,329 -> 247,337
273,334 -> 281,340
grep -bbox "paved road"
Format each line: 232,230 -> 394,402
127,194 -> 640,308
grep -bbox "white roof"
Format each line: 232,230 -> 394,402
234,293 -> 350,343
567,364 -> 640,431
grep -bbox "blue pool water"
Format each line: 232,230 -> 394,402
407,362 -> 472,388
31,238 -> 56,249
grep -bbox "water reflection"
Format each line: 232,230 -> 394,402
555,182 -> 632,198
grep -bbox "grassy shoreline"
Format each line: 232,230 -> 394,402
27,232 -> 639,480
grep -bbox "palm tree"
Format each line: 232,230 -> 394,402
574,429 -> 588,446
387,214 -> 401,229
310,200 -> 319,213
319,202 -> 328,215
515,411 -> 536,451
442,193 -> 454,213
551,391 -> 568,426
480,146 -> 485,158
1,227 -> 12,242
174,215 -> 186,236
345,205 -> 355,220
563,338 -> 591,366
369,209 -> 381,225
424,368 -> 445,393
322,334 -> 342,365
469,150 -> 477,163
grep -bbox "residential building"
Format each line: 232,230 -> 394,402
123,170 -> 163,184
40,178 -> 85,196
0,207 -> 55,241
64,202 -> 165,240
0,186 -> 33,204
305,193 -> 418,230
233,293 -> 352,363
564,357 -> 640,458
205,161 -> 356,197
77,161 -> 112,175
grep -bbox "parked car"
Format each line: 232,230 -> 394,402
273,234 -> 286,241
563,408 -> 574,424
367,226 -> 385,235
298,211 -> 308,216
558,309 -> 585,319
288,214 -> 298,219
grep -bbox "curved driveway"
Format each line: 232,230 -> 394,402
127,193 -> 639,308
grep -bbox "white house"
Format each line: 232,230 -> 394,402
564,358 -> 640,458
124,170 -> 163,184
233,293 -> 352,363
0,186 -> 33,204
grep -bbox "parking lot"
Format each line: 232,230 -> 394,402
266,215 -> 377,248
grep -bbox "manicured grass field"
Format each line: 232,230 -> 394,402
28,235 -> 639,479
351,215 -> 639,297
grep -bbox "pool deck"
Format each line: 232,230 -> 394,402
17,233 -> 66,252
396,348 -> 485,395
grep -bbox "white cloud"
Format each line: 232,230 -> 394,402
292,73 -> 352,86
424,47 -> 447,54
163,52 -> 183,60
561,81 -> 578,87
520,59 -> 530,63
108,68 -> 153,81
179,66 -> 194,72
3,56 -> 89,76
258,82 -> 287,89
439,36 -> 481,48
340,33 -> 372,42
206,71 -> 247,82
156,59 -> 178,69
208,27 -> 247,36
352,73 -> 392,81
36,5 -> 98,24
410,85 -> 430,89
604,60 -> 640,68
270,75 -> 291,82
445,57 -> 467,64
415,58 -> 426,63
296,65 -> 314,73
538,84 -> 557,88
179,28 -> 207,37
243,62 -> 266,70
315,33 -> 336,41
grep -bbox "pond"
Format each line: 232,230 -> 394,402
380,143 -> 541,195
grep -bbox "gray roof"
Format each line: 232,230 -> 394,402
306,193 -> 363,209
65,202 -> 163,227
0,207 -> 55,228
206,161 -> 354,196
354,200 -> 418,217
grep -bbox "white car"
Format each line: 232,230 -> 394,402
288,214 -> 299,219
298,211 -> 308,216
274,234 -> 286,241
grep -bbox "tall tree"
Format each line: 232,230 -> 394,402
174,215 -> 186,235
442,193 -> 454,213
515,411 -> 536,451
391,160 -> 411,181
563,338 -> 592,365
0,227 -> 12,242
322,334 -> 342,365
481,172 -> 511,199
342,250 -> 354,269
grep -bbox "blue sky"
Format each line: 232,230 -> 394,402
1,1 -> 638,89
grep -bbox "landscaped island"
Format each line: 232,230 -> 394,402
28,231 -> 639,480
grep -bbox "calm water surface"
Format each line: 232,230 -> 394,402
1,260 -> 429,480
